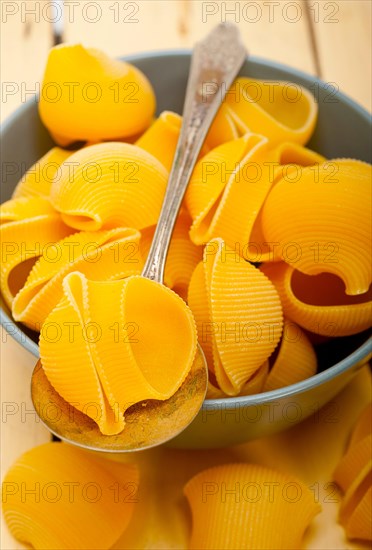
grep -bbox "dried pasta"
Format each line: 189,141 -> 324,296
0,214 -> 73,309
261,159 -> 372,295
261,262 -> 372,337
40,272 -> 197,435
50,142 -> 168,231
186,134 -> 324,256
188,238 -> 283,395
0,197 -> 55,225
39,44 -> 155,145
12,227 -> 142,330
263,319 -> 317,392
224,77 -> 318,145
12,147 -> 73,199
2,442 -> 139,550
184,463 -> 321,549
333,402 -> 372,541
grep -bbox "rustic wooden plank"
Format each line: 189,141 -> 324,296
0,0 -> 53,121
63,0 -> 316,73
309,0 -> 371,110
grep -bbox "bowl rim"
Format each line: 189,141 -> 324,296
1,50 -> 371,409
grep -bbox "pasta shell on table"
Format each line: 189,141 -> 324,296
0,215 -> 74,310
40,272 -> 197,435
12,227 -> 142,330
333,401 -> 372,541
263,319 -> 317,392
39,44 -> 155,145
261,262 -> 372,337
139,211 -> 202,301
224,77 -> 318,146
188,238 -> 283,396
135,111 -> 181,172
261,159 -> 372,295
2,442 -> 139,550
12,147 -> 73,199
0,197 -> 55,225
50,142 -> 168,232
184,463 -> 321,550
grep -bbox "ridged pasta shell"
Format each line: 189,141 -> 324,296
204,103 -> 239,151
39,44 -> 155,145
2,442 -> 139,550
0,197 -> 55,225
263,319 -> 317,391
50,142 -> 168,231
136,111 -> 181,171
225,77 -> 318,145
261,159 -> 372,295
12,227 -> 142,330
184,463 -> 321,550
140,211 -> 202,301
261,262 -> 372,337
12,147 -> 73,199
0,215 -> 74,309
188,238 -> 283,395
40,272 -> 197,435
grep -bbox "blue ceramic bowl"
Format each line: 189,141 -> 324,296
1,52 -> 371,448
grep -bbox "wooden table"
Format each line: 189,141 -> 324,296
1,2 -> 371,549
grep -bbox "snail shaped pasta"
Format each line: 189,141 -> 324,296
261,262 -> 372,337
50,142 -> 168,232
12,147 -> 73,199
12,227 -> 142,330
261,159 -> 372,295
140,211 -> 202,301
333,403 -> 372,541
206,319 -> 317,398
225,77 -> 318,146
40,271 -> 197,435
0,209 -> 73,309
185,133 -> 324,255
188,238 -> 283,396
2,442 -> 139,550
184,463 -> 321,550
39,44 -> 155,145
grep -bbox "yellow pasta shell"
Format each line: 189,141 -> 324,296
261,159 -> 372,295
263,319 -> 317,392
261,262 -> 372,337
184,463 -> 321,550
40,272 -> 197,435
204,103 -> 239,151
343,486 -> 372,541
349,403 -> 372,447
2,442 -> 139,550
12,227 -> 142,330
0,197 -> 55,225
12,147 -> 73,199
188,238 -> 283,395
50,142 -> 168,231
39,44 -> 155,145
334,435 -> 372,493
0,215 -> 74,309
225,77 -> 318,145
140,211 -> 202,300
339,460 -> 371,538
245,142 -> 325,263
135,111 -> 181,171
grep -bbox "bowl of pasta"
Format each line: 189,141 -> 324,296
1,47 -> 371,448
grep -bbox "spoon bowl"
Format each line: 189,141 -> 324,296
31,346 -> 207,452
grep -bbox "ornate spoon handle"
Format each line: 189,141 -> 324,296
142,23 -> 247,283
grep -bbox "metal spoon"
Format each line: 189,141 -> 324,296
31,23 -> 247,452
